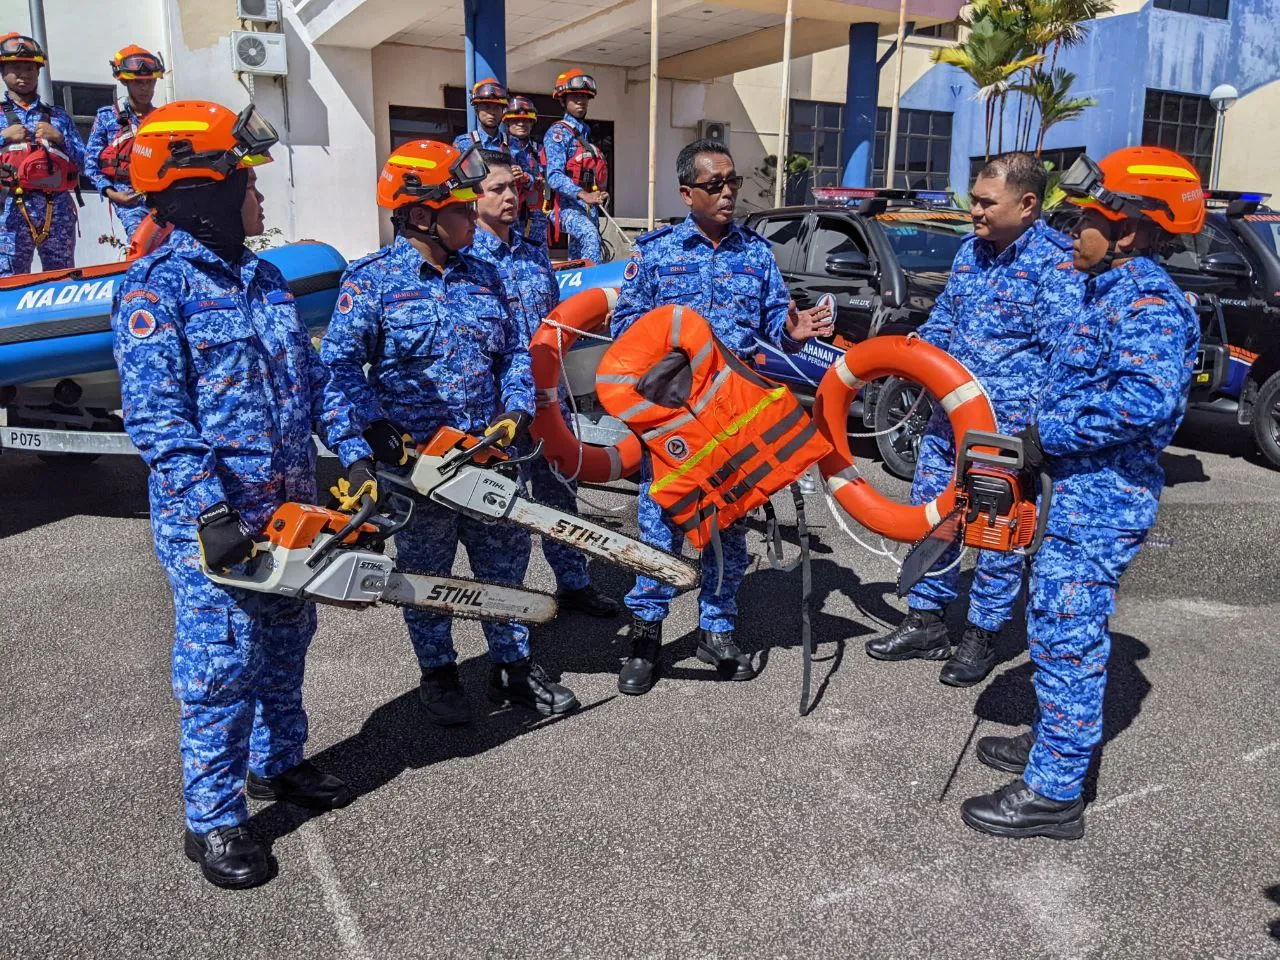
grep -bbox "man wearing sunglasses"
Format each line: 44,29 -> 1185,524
608,138 -> 834,696
321,140 -> 579,727
541,68 -> 607,261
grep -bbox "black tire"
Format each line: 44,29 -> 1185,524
873,376 -> 934,480
1250,370 -> 1280,469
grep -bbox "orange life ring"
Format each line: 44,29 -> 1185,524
813,335 -> 996,543
529,286 -> 643,483
125,212 -> 171,259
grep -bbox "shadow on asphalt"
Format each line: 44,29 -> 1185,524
1161,451 -> 1212,486
1265,884 -> 1280,941
0,454 -> 151,539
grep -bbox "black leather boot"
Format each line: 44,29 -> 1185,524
961,778 -> 1085,840
558,583 -> 621,618
246,759 -> 354,810
865,608 -> 951,661
183,825 -> 270,889
419,663 -> 473,727
487,657 -> 580,716
976,730 -> 1034,774
618,617 -> 662,696
939,623 -> 998,687
696,629 -> 755,680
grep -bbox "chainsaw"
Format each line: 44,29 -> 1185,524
204,490 -> 559,624
896,430 -> 1052,598
384,427 -> 700,591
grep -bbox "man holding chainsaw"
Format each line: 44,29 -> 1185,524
610,138 -> 833,696
112,101 -> 374,889
321,139 -> 580,726
541,68 -> 607,262
467,149 -> 620,618
960,147 -> 1203,840
0,33 -> 85,275
85,45 -> 164,241
866,152 -> 1082,687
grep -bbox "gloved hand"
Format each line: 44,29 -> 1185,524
484,410 -> 531,449
363,418 -> 410,466
196,502 -> 256,571
1016,423 -> 1045,471
329,458 -> 379,512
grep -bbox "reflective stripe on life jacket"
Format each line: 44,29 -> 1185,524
596,304 -> 832,548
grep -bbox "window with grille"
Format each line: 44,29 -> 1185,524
873,107 -> 953,190
787,99 -> 845,203
1142,88 -> 1216,183
51,81 -> 115,145
1154,0 -> 1229,19
914,21 -> 960,39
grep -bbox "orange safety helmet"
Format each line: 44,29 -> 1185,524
377,139 -> 488,211
1062,146 -> 1205,235
129,100 -> 277,194
503,95 -> 537,124
0,33 -> 46,65
111,45 -> 166,80
553,69 -> 596,100
470,77 -> 508,106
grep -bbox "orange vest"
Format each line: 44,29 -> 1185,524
596,304 -> 832,548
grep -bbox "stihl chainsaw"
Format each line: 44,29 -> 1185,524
204,490 -> 558,623
385,427 -> 700,591
896,430 -> 1052,598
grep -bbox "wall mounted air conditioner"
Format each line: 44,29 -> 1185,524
698,120 -> 730,146
231,30 -> 287,76
237,0 -> 280,23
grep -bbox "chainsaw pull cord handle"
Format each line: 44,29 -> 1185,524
307,493 -> 378,569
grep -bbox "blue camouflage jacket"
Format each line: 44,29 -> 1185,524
918,218 -> 1082,411
612,215 -> 800,359
508,135 -> 543,184
452,128 -> 508,153
112,230 -> 371,527
84,100 -> 143,194
542,114 -> 593,203
467,223 -> 558,342
1036,256 -> 1200,531
320,235 -> 534,440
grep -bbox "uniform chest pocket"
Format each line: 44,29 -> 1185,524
381,292 -> 441,360
989,275 -> 1037,331
725,268 -> 765,314
1058,322 -> 1106,371
183,303 -> 261,377
656,265 -> 702,304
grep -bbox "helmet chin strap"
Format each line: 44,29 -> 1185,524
402,206 -> 460,254
1086,218 -> 1125,277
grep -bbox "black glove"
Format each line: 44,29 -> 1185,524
1016,423 -> 1045,471
364,418 -> 410,466
484,410 -> 531,449
329,458 -> 379,512
197,502 -> 256,571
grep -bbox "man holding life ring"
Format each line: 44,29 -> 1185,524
865,153 -> 1082,687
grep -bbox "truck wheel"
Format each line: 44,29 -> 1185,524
1250,370 -> 1280,469
873,376 -> 933,480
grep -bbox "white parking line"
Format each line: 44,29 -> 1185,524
1242,740 -> 1280,763
1091,784 -> 1168,813
301,823 -> 373,960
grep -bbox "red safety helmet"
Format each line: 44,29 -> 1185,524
377,140 -> 488,211
111,45 -> 166,80
0,33 -> 46,65
1063,146 -> 1205,235
503,95 -> 537,124
470,77 -> 508,106
129,100 -> 277,194
553,69 -> 596,100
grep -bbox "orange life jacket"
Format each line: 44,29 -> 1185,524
596,304 -> 832,548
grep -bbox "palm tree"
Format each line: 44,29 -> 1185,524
1014,68 -> 1098,154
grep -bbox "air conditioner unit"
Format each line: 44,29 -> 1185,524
231,30 -> 287,76
237,0 -> 280,23
698,119 -> 730,146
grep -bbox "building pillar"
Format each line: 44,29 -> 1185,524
841,22 -> 879,187
464,0 -> 506,130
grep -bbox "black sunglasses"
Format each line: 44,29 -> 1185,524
687,175 -> 744,194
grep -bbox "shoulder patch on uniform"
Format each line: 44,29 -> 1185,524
550,128 -> 565,143
127,309 -> 157,339
1055,261 -> 1076,271
1131,296 -> 1167,308
122,289 -> 159,304
636,224 -> 673,244
623,260 -> 639,281
336,290 -> 355,314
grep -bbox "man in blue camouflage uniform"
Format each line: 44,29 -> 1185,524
867,153 -> 1084,688
610,139 -> 833,695
542,69 -> 607,262
113,101 -> 370,889
85,45 -> 164,241
0,34 -> 85,275
322,139 -> 579,727
467,150 -> 620,618
503,96 -> 550,245
962,147 -> 1204,840
452,77 -> 509,153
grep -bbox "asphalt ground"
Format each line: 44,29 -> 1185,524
1,407 -> 1278,960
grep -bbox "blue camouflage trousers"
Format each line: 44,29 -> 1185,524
625,457 -> 743,632
153,496 -> 314,834
558,203 -> 602,263
0,192 -> 77,276
113,200 -> 150,242
522,452 -> 591,592
1024,523 -> 1146,802
908,405 -> 1029,631
395,494 -> 532,670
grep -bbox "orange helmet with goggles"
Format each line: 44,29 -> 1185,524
1062,146 -> 1205,235
553,69 -> 596,100
129,100 -> 277,194
111,45 -> 166,80
0,33 -> 46,65
470,77 -> 508,106
503,96 -> 538,124
377,140 -> 488,211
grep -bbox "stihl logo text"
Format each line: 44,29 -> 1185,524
427,584 -> 485,607
550,519 -> 616,549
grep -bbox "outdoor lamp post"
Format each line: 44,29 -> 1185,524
1208,83 -> 1238,190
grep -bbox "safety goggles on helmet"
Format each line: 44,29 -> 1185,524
394,143 -> 488,205
113,50 -> 166,79
159,103 -> 278,179
1061,154 -> 1173,222
471,79 -> 508,105
559,73 -> 596,96
0,34 -> 46,64
503,96 -> 537,122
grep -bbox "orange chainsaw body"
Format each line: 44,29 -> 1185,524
418,426 -> 508,465
262,502 -> 378,550
957,458 -> 1039,553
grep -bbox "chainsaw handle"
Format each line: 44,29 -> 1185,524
500,438 -> 546,469
307,493 -> 378,569
1025,469 -> 1053,556
359,491 -> 415,546
959,429 -> 1024,471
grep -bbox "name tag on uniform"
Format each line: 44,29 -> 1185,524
265,290 -> 295,305
657,265 -> 694,277
180,297 -> 237,317
383,290 -> 427,305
